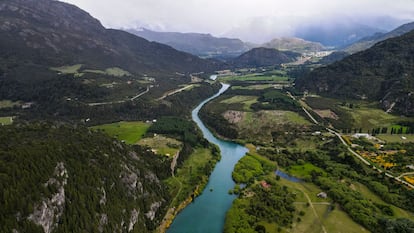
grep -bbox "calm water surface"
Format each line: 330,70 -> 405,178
167,83 -> 248,233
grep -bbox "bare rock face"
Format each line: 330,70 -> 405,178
28,162 -> 68,233
145,201 -> 163,221
98,213 -> 108,233
128,209 -> 139,232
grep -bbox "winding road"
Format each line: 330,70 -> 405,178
88,86 -> 150,106
288,91 -> 414,189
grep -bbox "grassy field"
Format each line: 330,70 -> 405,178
240,110 -> 310,127
235,110 -> 310,142
138,135 -> 182,156
220,95 -> 257,111
351,182 -> 414,221
220,74 -> 289,82
231,84 -> 273,90
50,64 -> 82,74
376,134 -> 414,143
51,64 -> 131,77
164,148 -> 214,207
0,100 -> 20,109
275,178 -> 368,233
0,117 -> 13,125
288,163 -> 326,179
318,204 -> 369,233
84,67 -> 131,77
348,106 -> 407,130
305,96 -> 412,130
91,121 -> 150,144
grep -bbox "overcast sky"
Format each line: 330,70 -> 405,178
61,0 -> 414,43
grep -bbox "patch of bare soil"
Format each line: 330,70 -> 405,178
223,110 -> 245,124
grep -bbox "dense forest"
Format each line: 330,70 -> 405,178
0,80 -> 221,124
0,122 -> 170,233
225,154 -> 295,233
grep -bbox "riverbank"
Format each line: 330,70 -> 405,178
166,83 -> 248,233
157,146 -> 219,233
156,187 -> 197,233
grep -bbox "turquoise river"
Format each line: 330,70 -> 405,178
167,83 -> 248,233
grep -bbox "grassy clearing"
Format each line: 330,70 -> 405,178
275,178 -> 368,233
104,67 -> 131,77
351,182 -> 414,221
220,95 -> 258,111
314,109 -> 338,119
231,84 -> 273,90
349,106 -> 405,129
305,96 -> 411,130
164,148 -> 213,206
0,100 -> 20,109
220,74 -> 289,82
235,110 -> 310,142
239,110 -> 310,128
138,135 -> 182,156
91,121 -> 150,144
288,163 -> 326,179
51,64 -> 131,77
293,138 -> 320,151
0,117 -> 13,125
50,64 -> 82,74
319,204 -> 369,233
376,134 -> 414,143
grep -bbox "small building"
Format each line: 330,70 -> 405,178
317,192 -> 327,199
312,131 -> 322,136
260,181 -> 271,189
21,102 -> 34,109
352,133 -> 371,139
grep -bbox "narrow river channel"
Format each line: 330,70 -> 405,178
167,83 -> 248,233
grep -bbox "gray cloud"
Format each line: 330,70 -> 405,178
61,0 -> 414,43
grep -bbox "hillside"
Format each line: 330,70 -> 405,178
261,37 -> 325,53
0,123 -> 170,233
344,22 -> 414,54
128,28 -> 250,58
0,0 -> 222,79
232,48 -> 299,68
318,51 -> 350,65
296,30 -> 414,116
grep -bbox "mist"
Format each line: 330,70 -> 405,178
61,0 -> 414,43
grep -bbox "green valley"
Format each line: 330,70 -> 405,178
2,0 -> 414,232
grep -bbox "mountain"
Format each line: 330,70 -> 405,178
232,48 -> 299,68
344,22 -> 414,54
318,51 -> 350,65
0,0 -> 223,79
261,37 -> 325,53
128,28 -> 251,58
0,123 -> 170,232
295,21 -> 384,48
296,30 -> 414,116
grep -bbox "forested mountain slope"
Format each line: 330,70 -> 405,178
296,30 -> 414,116
232,48 -> 299,68
0,123 -> 170,233
0,0 -> 223,80
129,28 -> 250,58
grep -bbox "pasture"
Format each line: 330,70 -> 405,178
138,135 -> 182,156
0,117 -> 13,125
91,121 -> 150,144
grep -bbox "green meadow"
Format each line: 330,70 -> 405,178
91,121 -> 150,144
